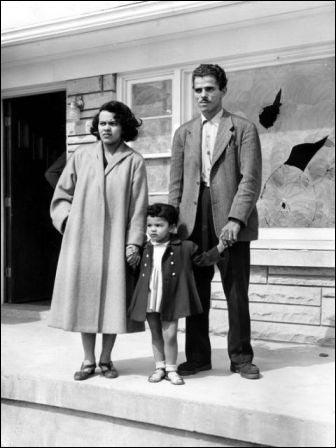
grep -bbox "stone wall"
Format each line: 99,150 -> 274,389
208,266 -> 335,346
66,74 -> 116,155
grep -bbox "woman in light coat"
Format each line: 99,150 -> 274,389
49,101 -> 148,380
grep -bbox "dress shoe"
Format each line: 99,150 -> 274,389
230,362 -> 260,379
99,361 -> 119,378
74,363 -> 96,381
177,361 -> 212,376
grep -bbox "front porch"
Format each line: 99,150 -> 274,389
1,303 -> 334,447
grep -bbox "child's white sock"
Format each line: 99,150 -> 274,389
155,361 -> 166,370
166,364 -> 177,372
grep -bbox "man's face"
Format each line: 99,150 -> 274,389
193,75 -> 226,117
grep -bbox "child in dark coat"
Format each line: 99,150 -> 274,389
128,203 -> 227,385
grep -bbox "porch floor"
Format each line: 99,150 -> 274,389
1,303 -> 335,447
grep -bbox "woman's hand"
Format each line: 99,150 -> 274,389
126,245 -> 140,268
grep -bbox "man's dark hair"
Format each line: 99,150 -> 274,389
147,203 -> 178,226
192,64 -> 228,91
90,101 -> 142,142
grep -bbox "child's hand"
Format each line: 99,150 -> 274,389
217,238 -> 229,253
126,245 -> 140,268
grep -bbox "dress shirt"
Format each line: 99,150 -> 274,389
201,109 -> 223,186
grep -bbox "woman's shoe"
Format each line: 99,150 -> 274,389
74,363 -> 96,381
99,361 -> 119,378
165,371 -> 185,385
148,368 -> 166,383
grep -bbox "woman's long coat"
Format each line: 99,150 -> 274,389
48,141 -> 148,333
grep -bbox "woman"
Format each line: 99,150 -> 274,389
49,101 -> 148,380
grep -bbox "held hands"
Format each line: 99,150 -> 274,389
216,239 -> 228,253
126,245 -> 140,268
219,220 -> 241,247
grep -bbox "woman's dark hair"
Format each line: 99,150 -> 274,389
90,101 -> 142,142
192,64 -> 228,91
147,203 -> 178,226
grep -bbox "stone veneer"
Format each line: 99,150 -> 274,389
66,74 -> 117,155
205,266 -> 335,346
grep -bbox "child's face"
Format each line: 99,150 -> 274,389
147,216 -> 173,243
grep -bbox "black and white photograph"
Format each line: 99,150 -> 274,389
1,1 -> 335,446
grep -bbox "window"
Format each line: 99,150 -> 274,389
118,71 -> 180,202
183,58 -> 335,234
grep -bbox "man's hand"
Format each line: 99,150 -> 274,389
126,245 -> 140,268
219,220 -> 241,244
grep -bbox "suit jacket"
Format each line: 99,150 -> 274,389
128,237 -> 226,322
168,109 -> 262,241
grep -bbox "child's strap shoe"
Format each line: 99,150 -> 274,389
148,368 -> 166,383
165,370 -> 185,385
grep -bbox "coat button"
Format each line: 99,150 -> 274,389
170,252 -> 173,256
146,254 -> 149,258
172,272 -> 176,276
171,261 -> 174,265
144,263 -> 147,267
142,273 -> 145,277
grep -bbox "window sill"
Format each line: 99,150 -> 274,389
251,229 -> 335,268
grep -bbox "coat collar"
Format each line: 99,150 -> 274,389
94,141 -> 134,192
186,109 -> 234,169
212,109 -> 234,167
145,235 -> 182,249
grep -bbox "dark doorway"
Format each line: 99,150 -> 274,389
4,91 -> 66,303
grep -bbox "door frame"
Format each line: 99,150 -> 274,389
1,82 -> 67,304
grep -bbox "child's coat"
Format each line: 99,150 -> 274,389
129,237 -> 226,322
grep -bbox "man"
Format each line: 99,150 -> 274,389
45,152 -> 67,189
168,64 -> 262,379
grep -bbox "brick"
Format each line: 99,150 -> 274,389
268,275 -> 335,287
67,120 -> 93,136
81,92 -> 116,110
67,142 -> 96,155
212,266 -> 267,284
209,309 -> 335,346
211,282 -> 225,301
211,284 -> 322,306
250,266 -> 268,283
103,74 -> 116,91
321,298 -> 335,327
212,299 -> 227,309
248,284 -> 321,306
67,76 -> 102,95
212,300 -> 321,325
269,267 -> 335,277
323,288 -> 335,299
81,109 -> 99,119
250,302 -> 320,325
251,320 -> 335,346
68,135 -> 96,145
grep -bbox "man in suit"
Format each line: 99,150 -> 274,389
168,64 -> 262,379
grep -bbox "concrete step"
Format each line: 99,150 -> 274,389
1,306 -> 335,447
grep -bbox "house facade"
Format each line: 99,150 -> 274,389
1,1 -> 335,345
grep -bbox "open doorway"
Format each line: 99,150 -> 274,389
4,91 -> 66,303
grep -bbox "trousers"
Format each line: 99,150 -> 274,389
187,183 -> 254,366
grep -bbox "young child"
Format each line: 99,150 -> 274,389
128,203 -> 227,385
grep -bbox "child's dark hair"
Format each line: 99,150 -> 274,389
147,203 -> 178,226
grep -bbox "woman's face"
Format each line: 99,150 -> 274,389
98,111 -> 122,145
